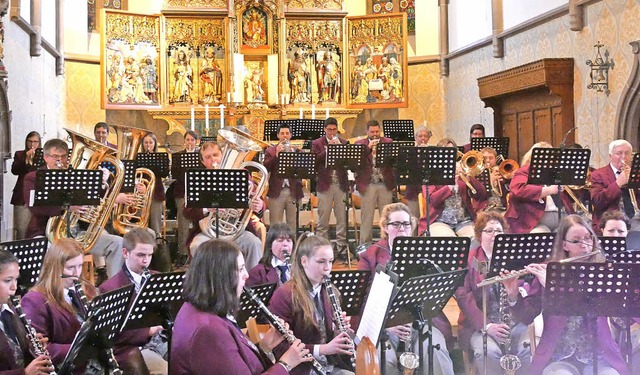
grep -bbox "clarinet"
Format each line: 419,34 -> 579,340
323,276 -> 356,369
71,279 -> 123,375
243,287 -> 327,375
9,296 -> 58,375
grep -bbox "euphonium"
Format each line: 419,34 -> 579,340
47,129 -> 125,253
110,124 -> 156,234
198,129 -> 268,240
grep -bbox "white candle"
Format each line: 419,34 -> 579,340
219,104 -> 225,128
205,105 -> 210,131
311,104 -> 316,119
227,92 -> 231,103
423,120 -> 427,127
190,107 -> 195,131
299,107 -> 303,119
281,94 -> 285,106
325,108 -> 330,119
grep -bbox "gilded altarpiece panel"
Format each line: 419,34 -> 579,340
346,13 -> 408,109
101,11 -> 161,109
285,19 -> 343,105
284,0 -> 342,10
164,0 -> 227,8
164,17 -> 227,106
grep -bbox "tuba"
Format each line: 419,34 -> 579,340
199,129 -> 269,240
110,124 -> 157,234
47,129 -> 125,252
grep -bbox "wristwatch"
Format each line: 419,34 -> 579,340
278,360 -> 292,372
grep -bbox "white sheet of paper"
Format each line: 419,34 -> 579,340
355,271 -> 394,345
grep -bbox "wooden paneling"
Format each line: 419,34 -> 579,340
518,111 -> 534,158
534,108 -> 552,143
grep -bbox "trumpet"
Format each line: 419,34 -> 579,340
621,160 -> 640,215
9,296 -> 57,374
477,248 -> 602,288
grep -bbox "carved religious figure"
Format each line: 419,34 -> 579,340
316,51 -> 341,103
288,50 -> 310,103
200,46 -> 223,104
172,49 -> 193,103
242,8 -> 267,48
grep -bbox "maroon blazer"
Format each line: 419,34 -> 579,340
11,150 -> 37,206
247,263 -> 280,288
418,176 -> 487,234
263,145 -> 304,200
504,165 -> 546,234
353,137 -> 395,193
99,269 -> 152,358
20,290 -> 80,370
311,137 -> 349,193
22,169 -> 64,238
510,278 -> 628,375
358,239 -> 454,350
171,302 -> 285,375
403,184 -> 421,201
0,307 -> 33,375
590,164 -> 640,234
268,282 -> 335,375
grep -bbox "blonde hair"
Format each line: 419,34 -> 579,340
379,203 -> 415,239
520,141 -> 552,166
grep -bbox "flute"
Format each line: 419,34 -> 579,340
243,286 -> 327,375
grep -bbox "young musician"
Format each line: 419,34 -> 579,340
11,131 -> 41,240
99,228 -> 167,375
173,130 -> 200,264
263,124 -> 304,232
455,211 -> 530,374
247,223 -> 295,288
590,139 -> 640,233
504,142 -> 565,234
183,141 -> 263,270
359,203 -> 455,375
93,122 -> 117,148
170,239 -> 311,374
475,147 -> 509,212
0,249 -> 53,374
461,124 -> 485,153
503,215 -> 627,374
354,120 -> 395,245
268,233 -> 355,375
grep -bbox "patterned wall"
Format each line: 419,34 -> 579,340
438,0 -> 639,167
65,61 -> 105,133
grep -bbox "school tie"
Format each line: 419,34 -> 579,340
277,265 -> 288,284
1,310 -> 17,343
616,170 -> 635,219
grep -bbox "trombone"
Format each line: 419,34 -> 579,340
491,156 -> 519,197
457,150 -> 485,194
621,159 -> 640,215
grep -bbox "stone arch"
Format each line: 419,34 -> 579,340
615,40 -> 640,148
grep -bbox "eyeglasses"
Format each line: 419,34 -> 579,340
563,236 -> 593,245
482,229 -> 504,235
388,221 -> 412,229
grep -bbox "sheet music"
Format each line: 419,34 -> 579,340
355,271 -> 394,346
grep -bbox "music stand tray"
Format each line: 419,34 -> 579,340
237,282 -> 277,329
32,148 -> 45,169
0,238 -> 48,294
486,233 -> 556,279
375,141 -> 414,168
113,159 -> 137,193
382,119 -> 414,141
263,120 -> 286,142
33,169 -> 103,207
396,146 -> 456,186
185,169 -> 250,209
328,270 -> 370,316
136,152 -> 170,178
277,152 -> 317,179
528,147 -> 591,186
294,119 -> 324,141
598,236 -> 639,263
171,152 -> 201,178
470,137 -> 510,158
392,236 -> 470,285
626,153 -> 640,189
326,143 -> 365,171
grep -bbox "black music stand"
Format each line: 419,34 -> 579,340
626,153 -> 640,189
528,147 -> 591,223
484,233 -> 556,279
237,282 -> 277,328
263,119 -> 286,142
376,141 -> 414,202
33,169 -> 103,237
171,152 -> 201,180
0,238 -> 48,295
103,159 -> 136,193
294,119 -> 324,150
382,119 -> 414,141
385,270 -> 468,375
392,236 -> 470,283
32,148 -> 45,168
396,147 -> 457,236
277,151 -> 317,237
185,169 -> 250,237
328,270 -> 370,316
136,152 -> 170,178
121,271 -> 185,371
59,285 -> 135,375
327,143 -> 365,261
470,137 -> 510,158
545,262 -> 640,374
627,231 -> 640,251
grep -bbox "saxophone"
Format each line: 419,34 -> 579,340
243,286 -> 327,375
323,276 -> 356,370
9,296 -> 58,375
498,284 -> 522,375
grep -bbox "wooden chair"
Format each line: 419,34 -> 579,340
82,254 -> 95,285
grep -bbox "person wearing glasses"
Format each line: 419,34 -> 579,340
11,131 -> 41,240
502,215 -> 626,375
455,211 -> 531,374
358,203 -> 454,375
591,139 -> 640,233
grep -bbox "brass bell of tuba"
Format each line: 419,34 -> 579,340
198,128 -> 269,240
110,124 -> 157,235
47,129 -> 125,252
